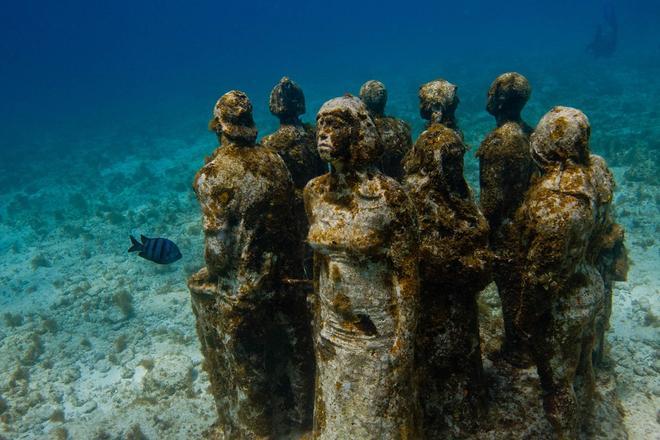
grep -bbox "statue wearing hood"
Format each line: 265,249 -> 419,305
511,107 -> 605,439
403,79 -> 492,438
189,91 -> 314,439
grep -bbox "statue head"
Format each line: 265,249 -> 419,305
359,80 -> 387,117
531,106 -> 591,169
419,79 -> 459,126
269,77 -> 306,122
486,72 -> 531,123
404,126 -> 468,197
208,90 -> 258,145
316,95 -> 382,169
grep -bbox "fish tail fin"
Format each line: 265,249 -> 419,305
128,235 -> 143,253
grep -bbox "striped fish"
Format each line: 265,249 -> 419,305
128,234 -> 182,264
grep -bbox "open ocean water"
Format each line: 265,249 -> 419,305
0,1 -> 658,438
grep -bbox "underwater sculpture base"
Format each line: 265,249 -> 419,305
197,282 -> 627,440
475,283 -> 628,440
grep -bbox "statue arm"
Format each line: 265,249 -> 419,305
194,168 -> 235,278
476,133 -> 508,222
598,220 -> 628,282
523,193 -> 591,301
202,209 -> 233,277
388,191 -> 420,360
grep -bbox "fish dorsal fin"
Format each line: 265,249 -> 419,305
140,234 -> 149,243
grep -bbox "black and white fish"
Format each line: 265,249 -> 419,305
128,235 -> 182,264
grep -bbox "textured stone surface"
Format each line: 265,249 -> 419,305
262,77 -> 325,192
189,90 -> 314,439
509,106 -> 606,439
269,76 -> 306,119
262,77 -> 326,277
372,117 -> 412,181
359,80 -> 412,180
403,83 -> 491,438
418,79 -> 461,134
476,72 -> 535,366
587,155 -> 628,367
485,72 -> 532,127
305,95 -> 420,439
185,91 -> 631,440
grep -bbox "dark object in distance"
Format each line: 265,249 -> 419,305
586,2 -> 617,58
128,235 -> 182,264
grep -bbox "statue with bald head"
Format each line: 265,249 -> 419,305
476,72 -> 535,367
359,80 -> 412,180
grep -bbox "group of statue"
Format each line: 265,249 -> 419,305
187,72 -> 628,440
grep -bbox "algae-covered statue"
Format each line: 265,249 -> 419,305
262,77 -> 325,276
417,77 -> 462,136
188,90 -> 314,439
403,79 -> 491,438
304,95 -> 420,439
512,107 -> 605,439
262,77 -> 325,209
476,72 -> 535,366
359,80 -> 412,180
587,155 -> 628,366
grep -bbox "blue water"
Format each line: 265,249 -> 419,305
0,0 -> 658,438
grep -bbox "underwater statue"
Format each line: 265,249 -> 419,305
359,80 -> 412,180
188,90 -> 314,439
403,79 -> 491,438
262,77 -> 325,193
512,107 -> 605,439
476,72 -> 535,366
588,155 -> 628,367
262,76 -> 325,277
416,78 -> 462,137
304,95 -> 420,439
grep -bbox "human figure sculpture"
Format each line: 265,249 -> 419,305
359,80 -> 412,180
476,72 -> 535,366
304,95 -> 420,439
188,90 -> 314,439
262,77 -> 325,202
587,155 -> 628,366
262,77 -> 325,276
512,107 -> 605,439
403,79 -> 491,438
417,78 -> 462,137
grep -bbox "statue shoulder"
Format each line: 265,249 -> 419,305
527,170 -> 594,233
476,128 -> 504,157
304,173 -> 330,198
478,122 -> 530,158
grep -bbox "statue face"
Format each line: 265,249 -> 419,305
486,89 -> 500,115
316,113 -> 353,164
